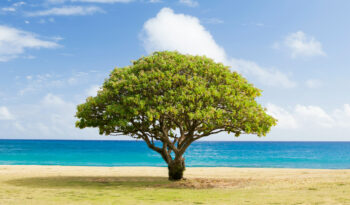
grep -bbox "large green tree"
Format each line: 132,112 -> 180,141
76,51 -> 276,180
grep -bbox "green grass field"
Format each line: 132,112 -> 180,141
0,166 -> 350,204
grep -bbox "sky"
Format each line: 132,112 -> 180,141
0,0 -> 350,141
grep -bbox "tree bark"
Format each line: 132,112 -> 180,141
168,157 -> 185,181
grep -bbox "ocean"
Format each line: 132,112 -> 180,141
0,140 -> 350,169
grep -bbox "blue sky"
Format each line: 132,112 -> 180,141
0,0 -> 350,141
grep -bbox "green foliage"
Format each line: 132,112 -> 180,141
76,51 -> 276,140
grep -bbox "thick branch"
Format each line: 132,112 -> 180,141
160,118 -> 179,154
141,133 -> 162,153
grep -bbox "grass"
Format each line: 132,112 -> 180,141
0,166 -> 350,204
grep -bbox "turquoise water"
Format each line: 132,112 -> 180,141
0,140 -> 350,168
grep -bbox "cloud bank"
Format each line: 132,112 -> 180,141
267,104 -> 350,130
0,25 -> 59,62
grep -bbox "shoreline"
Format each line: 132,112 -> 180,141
1,164 -> 350,168
1,165 -> 349,170
2,141 -> 350,169
2,165 -> 350,177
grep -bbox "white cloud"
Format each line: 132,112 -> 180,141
306,79 -> 322,88
142,8 -> 227,63
27,6 -> 104,17
38,18 -> 55,24
229,58 -> 296,88
48,0 -> 133,3
266,104 -> 298,129
334,104 -> 350,128
0,106 -> 14,120
86,85 -> 101,96
141,8 -> 296,88
275,31 -> 326,58
0,68 -> 110,139
1,2 -> 26,13
0,25 -> 59,62
295,105 -> 335,128
13,2 -> 26,7
179,0 -> 198,7
1,7 -> 16,12
0,71 -> 112,139
0,92 -> 121,139
3,94 -> 88,138
267,104 -> 350,130
19,74 -> 54,95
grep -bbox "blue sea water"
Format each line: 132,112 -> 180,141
0,140 -> 350,169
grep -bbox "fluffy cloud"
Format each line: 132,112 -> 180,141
266,104 -> 298,129
0,106 -> 14,120
179,0 -> 198,7
274,31 -> 326,58
27,6 -> 104,17
267,103 -> 350,130
0,25 -> 59,62
142,8 -> 227,63
141,8 -> 296,88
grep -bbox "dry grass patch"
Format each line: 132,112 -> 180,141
164,178 -> 252,189
7,176 -> 252,190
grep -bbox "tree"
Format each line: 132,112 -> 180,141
75,51 -> 277,180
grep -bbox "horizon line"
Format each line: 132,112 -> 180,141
1,139 -> 350,142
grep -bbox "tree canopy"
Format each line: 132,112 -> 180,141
76,51 -> 277,180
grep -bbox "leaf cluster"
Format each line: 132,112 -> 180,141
76,51 -> 276,142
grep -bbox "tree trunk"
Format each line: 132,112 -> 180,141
168,158 -> 185,181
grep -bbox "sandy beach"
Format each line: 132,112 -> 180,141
0,165 -> 350,204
